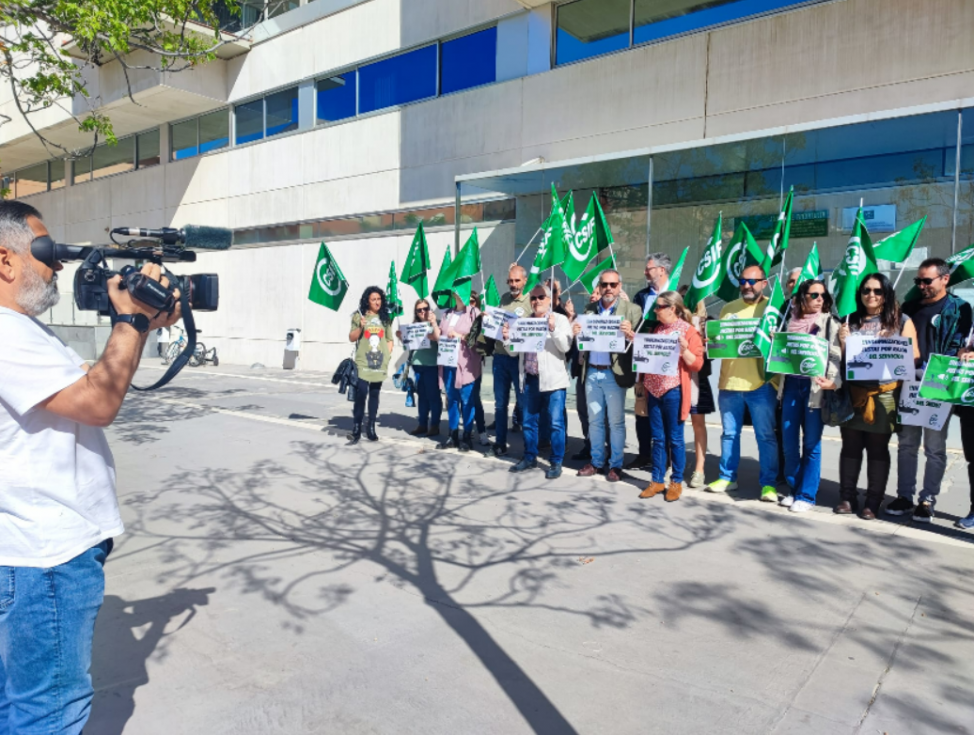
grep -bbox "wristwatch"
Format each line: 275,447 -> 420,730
115,313 -> 151,334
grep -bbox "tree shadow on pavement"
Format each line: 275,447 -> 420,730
120,442 -> 734,735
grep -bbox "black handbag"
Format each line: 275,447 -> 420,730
332,312 -> 363,402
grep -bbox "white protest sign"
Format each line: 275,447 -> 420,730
401,323 -> 431,351
576,315 -> 625,353
482,306 -> 519,341
633,333 -> 681,376
437,337 -> 460,368
899,380 -> 951,431
845,334 -> 913,382
506,318 -> 548,354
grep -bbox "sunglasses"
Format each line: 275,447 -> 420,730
860,287 -> 884,296
914,277 -> 942,286
530,295 -> 548,301
416,307 -> 430,312
805,292 -> 825,300
740,278 -> 766,286
601,281 -> 620,288
652,303 -> 672,311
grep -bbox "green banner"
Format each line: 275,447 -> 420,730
918,354 -> 974,406
766,332 -> 828,378
706,318 -> 762,359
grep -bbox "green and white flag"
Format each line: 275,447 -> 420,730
579,255 -> 617,294
918,354 -> 974,406
386,260 -> 403,318
526,186 -> 572,291
685,214 -> 723,311
401,222 -> 431,299
947,242 -> 974,265
563,193 -> 614,284
830,209 -> 879,319
794,243 -> 822,291
484,275 -> 501,308
431,248 -> 454,309
948,258 -> 974,288
308,242 -> 349,311
716,221 -> 762,303
769,188 -> 794,269
753,276 -> 786,362
873,216 -> 926,264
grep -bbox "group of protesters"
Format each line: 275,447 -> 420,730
345,253 -> 974,531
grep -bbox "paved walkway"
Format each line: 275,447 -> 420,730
89,362 -> 974,734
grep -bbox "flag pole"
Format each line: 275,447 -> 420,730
514,225 -> 544,265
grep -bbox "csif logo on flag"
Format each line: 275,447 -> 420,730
725,241 -> 748,289
840,238 -> 866,279
571,213 -> 595,263
692,235 -> 723,289
317,258 -> 343,296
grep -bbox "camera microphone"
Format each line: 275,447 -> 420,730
111,225 -> 233,251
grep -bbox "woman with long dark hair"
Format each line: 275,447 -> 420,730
836,273 -> 918,519
398,298 -> 441,436
348,286 -> 394,444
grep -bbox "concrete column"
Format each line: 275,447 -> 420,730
158,122 -> 170,164
496,5 -> 553,84
298,79 -> 316,131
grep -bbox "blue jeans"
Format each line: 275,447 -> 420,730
781,377 -> 824,503
0,540 -> 113,735
586,368 -> 627,470
473,375 -> 486,434
648,387 -> 685,484
718,383 -> 779,487
492,353 -> 521,446
413,365 -> 442,428
443,367 -> 475,434
523,375 -> 567,464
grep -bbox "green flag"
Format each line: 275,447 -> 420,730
949,259 -> 974,288
794,243 -> 822,291
716,221 -> 762,303
401,222 -> 431,299
308,242 -> 349,311
435,228 -> 481,307
831,209 -> 879,319
484,275 -> 501,308
527,186 -> 572,290
873,216 -> 926,264
386,260 -> 403,318
431,248 -> 454,309
579,255 -> 617,295
753,276 -> 786,362
685,215 -> 723,311
769,188 -> 794,269
947,242 -> 974,265
563,193 -> 614,283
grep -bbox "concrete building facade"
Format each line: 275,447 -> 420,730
3,0 -> 974,370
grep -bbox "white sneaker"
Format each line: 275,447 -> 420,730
779,495 -> 794,508
790,500 -> 814,513
478,432 -> 490,446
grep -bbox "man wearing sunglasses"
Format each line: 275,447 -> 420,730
707,265 -> 780,499
489,265 -> 532,457
572,270 -> 642,482
0,201 -> 181,732
889,258 -> 973,522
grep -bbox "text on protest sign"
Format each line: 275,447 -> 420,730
507,318 -> 549,354
437,337 -> 460,368
482,306 -> 519,342
706,318 -> 762,359
401,323 -> 431,351
633,334 -> 681,376
918,354 -> 974,406
766,332 -> 828,378
575,315 -> 625,353
845,334 -> 912,382
899,380 -> 950,431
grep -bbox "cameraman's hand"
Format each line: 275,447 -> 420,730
108,264 -> 182,331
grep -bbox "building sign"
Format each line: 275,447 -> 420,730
735,210 -> 828,240
842,204 -> 896,233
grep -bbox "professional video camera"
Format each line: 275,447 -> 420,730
30,225 -> 232,390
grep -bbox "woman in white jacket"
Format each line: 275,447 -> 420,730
502,283 -> 572,479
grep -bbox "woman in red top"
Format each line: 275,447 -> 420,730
639,291 -> 705,502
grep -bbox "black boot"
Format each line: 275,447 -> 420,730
437,430 -> 460,450
366,418 -> 378,442
458,431 -> 472,453
835,455 -> 862,513
348,422 -> 362,445
864,459 -> 890,516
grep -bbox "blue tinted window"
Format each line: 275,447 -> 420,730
171,118 -> 199,160
235,99 -> 264,145
556,0 -> 630,66
317,72 -> 357,124
266,87 -> 299,138
635,0 -> 811,45
441,27 -> 497,95
359,45 -> 437,114
199,110 -> 230,154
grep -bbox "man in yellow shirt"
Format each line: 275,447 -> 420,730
707,265 -> 780,500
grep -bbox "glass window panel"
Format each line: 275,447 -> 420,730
316,73 -> 357,124
556,0 -> 631,66
92,138 -> 135,179
171,119 -> 199,160
15,163 -> 48,197
137,129 -> 161,168
395,207 -> 454,230
955,109 -> 974,261
72,156 -> 92,184
235,99 -> 265,145
49,160 -> 65,190
265,87 -> 299,138
635,0 -> 813,45
199,109 -> 230,153
266,0 -> 299,19
359,45 -> 437,114
441,27 -> 497,95
483,198 -> 517,221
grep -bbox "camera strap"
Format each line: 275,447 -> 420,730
128,286 -> 196,392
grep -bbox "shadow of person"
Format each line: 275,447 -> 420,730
87,587 -> 215,735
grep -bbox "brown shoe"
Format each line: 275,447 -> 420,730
834,500 -> 857,515
577,463 -> 598,477
410,425 -> 429,436
665,482 -> 683,502
640,482 -> 666,499
427,423 -> 441,437
860,507 -> 877,521
606,467 -> 623,483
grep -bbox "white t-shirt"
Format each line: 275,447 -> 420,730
0,307 -> 123,568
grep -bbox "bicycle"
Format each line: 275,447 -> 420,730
162,324 -> 217,367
